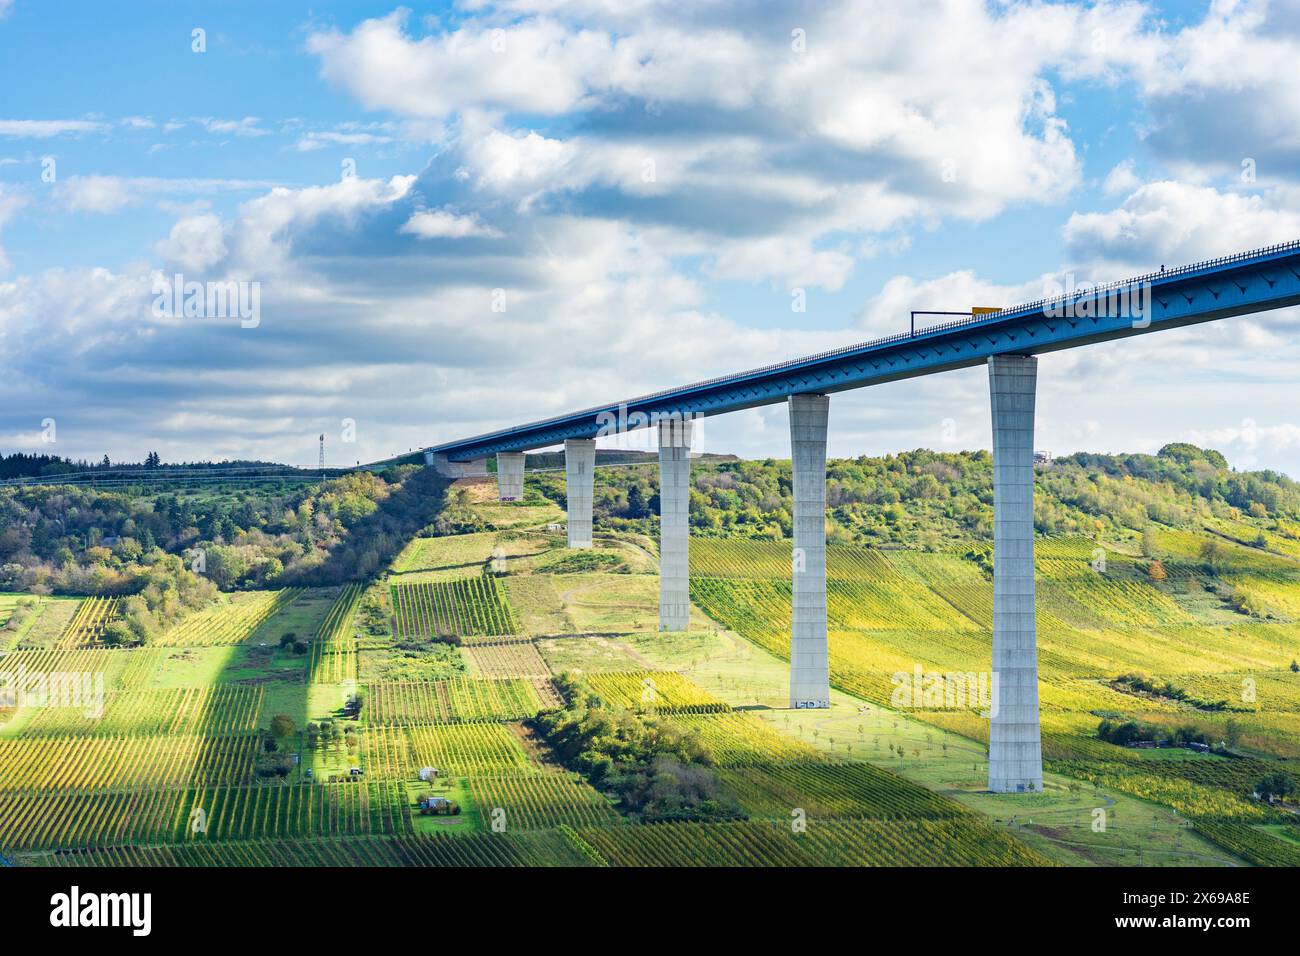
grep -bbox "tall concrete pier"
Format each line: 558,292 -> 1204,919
496,452 -> 524,501
657,417 -> 693,631
987,354 -> 1043,792
564,438 -> 596,549
789,394 -> 831,708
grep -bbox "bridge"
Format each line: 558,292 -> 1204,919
424,239 -> 1300,794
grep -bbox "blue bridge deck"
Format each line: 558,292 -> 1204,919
430,240 -> 1300,461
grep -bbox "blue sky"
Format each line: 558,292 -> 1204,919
4,0 -> 1300,473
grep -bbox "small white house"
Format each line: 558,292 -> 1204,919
418,766 -> 439,781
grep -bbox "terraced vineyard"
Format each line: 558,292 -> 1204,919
390,575 -> 521,639
154,589 -> 302,646
688,532 -> 1300,866
468,772 -> 621,830
20,686 -> 263,737
56,596 -> 120,647
362,678 -> 554,725
309,583 -> 362,684
576,818 -> 1051,867
365,723 -> 531,777
0,781 -> 412,850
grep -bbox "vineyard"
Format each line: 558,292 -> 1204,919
20,686 -> 263,737
582,671 -> 731,714
7,504 -> 1300,870
575,818 -> 1051,867
154,589 -> 302,646
468,772 -> 621,830
365,723 -> 531,777
0,781 -> 412,851
308,583 -> 362,684
390,575 -> 521,639
463,640 -> 552,678
56,596 -> 120,647
362,678 -> 557,726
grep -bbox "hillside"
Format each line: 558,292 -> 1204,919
1,442 -> 1299,867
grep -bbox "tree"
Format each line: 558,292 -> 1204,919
269,714 -> 296,739
101,621 -> 134,647
626,484 -> 649,519
1256,772 -> 1297,803
1200,538 -> 1226,572
1224,718 -> 1242,748
1147,559 -> 1167,581
100,454 -> 111,469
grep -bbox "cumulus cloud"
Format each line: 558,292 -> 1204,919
11,1 -> 1300,473
399,208 -> 503,239
155,213 -> 228,273
305,0 -> 1098,242
1063,180 -> 1300,275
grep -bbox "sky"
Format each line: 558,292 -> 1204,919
3,0 -> 1300,473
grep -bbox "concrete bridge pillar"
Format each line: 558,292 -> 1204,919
496,452 -> 525,501
789,394 -> 830,709
658,417 -> 693,631
564,439 -> 596,549
987,354 -> 1043,793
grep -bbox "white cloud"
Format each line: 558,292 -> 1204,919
155,213 -> 227,273
0,118 -> 107,137
308,11 -> 614,118
53,175 -> 281,214
295,130 -> 394,151
1103,159 -> 1141,196
307,1 -> 1096,233
400,208 -> 502,239
1063,180 -> 1300,274
858,270 -> 1047,338
0,183 -> 26,271
196,116 -> 267,137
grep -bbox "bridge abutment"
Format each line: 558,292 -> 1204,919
987,354 -> 1043,793
789,394 -> 831,709
658,417 -> 693,631
496,452 -> 525,501
564,439 -> 596,548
